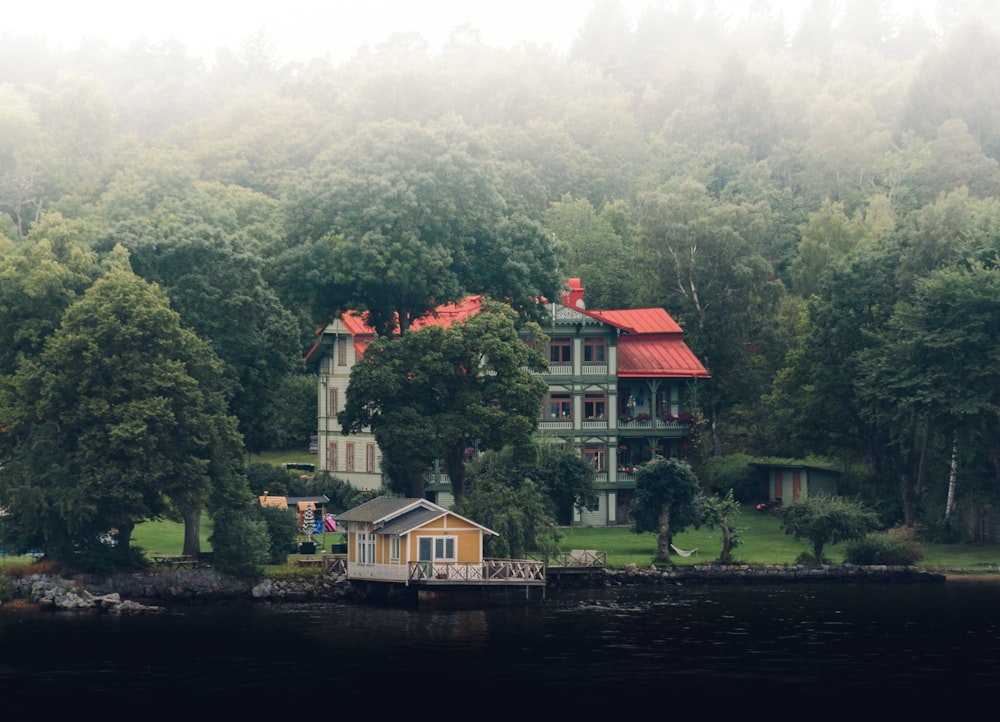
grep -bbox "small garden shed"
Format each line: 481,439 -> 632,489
750,462 -> 841,505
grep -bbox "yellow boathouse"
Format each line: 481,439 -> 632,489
336,497 -> 546,604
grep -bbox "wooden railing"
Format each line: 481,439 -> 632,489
544,549 -> 607,568
407,559 -> 546,583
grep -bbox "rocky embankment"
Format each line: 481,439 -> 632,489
3,563 -> 945,613
548,562 -> 947,588
4,569 -> 356,613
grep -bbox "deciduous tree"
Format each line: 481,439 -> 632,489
339,300 -> 548,501
629,458 -> 703,562
779,493 -> 880,562
0,247 -> 246,564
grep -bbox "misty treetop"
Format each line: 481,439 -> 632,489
2,0 -> 1000,541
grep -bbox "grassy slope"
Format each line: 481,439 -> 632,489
6,492 -> 996,571
115,503 -> 1000,570
557,505 -> 1000,569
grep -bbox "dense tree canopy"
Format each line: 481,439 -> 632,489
0,248 -> 246,563
339,300 -> 549,500
3,0 -> 1000,550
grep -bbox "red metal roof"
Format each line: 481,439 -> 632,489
341,296 -> 484,337
308,288 -> 708,379
583,307 -> 683,334
617,335 -> 710,378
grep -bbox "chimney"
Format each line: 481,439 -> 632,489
562,278 -> 585,309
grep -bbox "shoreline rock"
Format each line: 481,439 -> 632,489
4,569 -> 357,612
3,563 -> 946,612
548,562 -> 947,588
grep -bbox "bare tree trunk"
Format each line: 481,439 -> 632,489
445,444 -> 467,503
408,471 -> 425,499
901,417 -> 928,527
656,505 -> 671,562
182,507 -> 202,556
945,433 -> 958,519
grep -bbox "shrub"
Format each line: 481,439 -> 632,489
71,535 -> 150,573
705,454 -> 757,503
0,575 -> 18,603
844,534 -> 924,565
927,517 -> 962,544
246,461 -> 298,496
259,505 -> 299,563
209,507 -> 270,577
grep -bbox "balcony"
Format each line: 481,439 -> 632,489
408,559 -> 546,584
618,415 -> 690,432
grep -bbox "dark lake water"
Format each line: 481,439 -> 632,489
2,581 -> 998,717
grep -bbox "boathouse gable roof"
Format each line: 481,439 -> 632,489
337,496 -> 498,537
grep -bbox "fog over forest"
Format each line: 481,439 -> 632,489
3,0 -> 1000,542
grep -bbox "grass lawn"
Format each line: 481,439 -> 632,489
557,505 -> 1000,570
131,513 -> 214,557
247,449 -> 317,467
7,502 -> 998,573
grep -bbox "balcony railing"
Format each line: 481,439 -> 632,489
618,417 -> 688,431
407,559 -> 546,583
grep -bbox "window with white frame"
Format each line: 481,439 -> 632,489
390,535 -> 400,562
545,392 -> 572,419
583,443 -> 607,471
356,531 -> 375,565
584,391 -> 607,419
434,536 -> 456,561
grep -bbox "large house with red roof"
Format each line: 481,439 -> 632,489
305,278 -> 709,527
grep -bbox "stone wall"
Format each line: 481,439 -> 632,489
548,562 -> 947,588
5,569 -> 356,611
4,563 -> 945,612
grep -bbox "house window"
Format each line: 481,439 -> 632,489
583,444 -> 607,471
546,392 -> 572,419
366,443 -> 376,472
328,442 -> 338,471
328,388 -> 338,417
434,537 -> 456,561
583,336 -> 606,364
389,535 -> 400,562
346,443 -> 355,472
584,392 -> 606,419
320,356 -> 331,374
356,531 -> 375,565
549,336 -> 572,365
337,336 -> 348,366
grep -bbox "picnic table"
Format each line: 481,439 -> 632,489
152,555 -> 200,569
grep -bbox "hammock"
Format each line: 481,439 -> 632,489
670,544 -> 698,557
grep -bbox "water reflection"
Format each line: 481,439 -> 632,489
1,582 -> 997,716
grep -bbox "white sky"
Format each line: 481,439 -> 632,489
2,1 -> 941,66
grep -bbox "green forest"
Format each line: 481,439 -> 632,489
2,0 -> 1000,559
